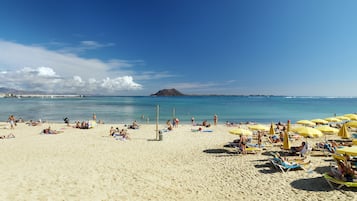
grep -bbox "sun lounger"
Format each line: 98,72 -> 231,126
270,159 -> 303,173
323,173 -> 357,189
270,153 -> 312,173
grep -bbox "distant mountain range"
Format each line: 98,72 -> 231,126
0,87 -> 47,95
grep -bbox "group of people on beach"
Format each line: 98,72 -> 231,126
109,126 -> 130,140
191,114 -> 218,127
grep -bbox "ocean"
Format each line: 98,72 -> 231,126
1,96 -> 357,124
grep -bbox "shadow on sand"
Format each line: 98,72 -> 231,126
255,161 -> 281,174
291,176 -> 357,192
203,148 -> 233,154
290,176 -> 332,192
313,166 -> 331,174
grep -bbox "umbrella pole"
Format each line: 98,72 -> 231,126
156,105 -> 159,140
172,107 -> 175,119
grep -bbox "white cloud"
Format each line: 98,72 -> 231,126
55,40 -> 115,54
37,67 -> 57,77
0,40 -> 142,95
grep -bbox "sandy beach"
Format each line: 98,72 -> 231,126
0,122 -> 356,201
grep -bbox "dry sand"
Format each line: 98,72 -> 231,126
0,122 -> 356,201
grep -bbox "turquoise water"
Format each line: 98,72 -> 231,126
1,96 -> 356,124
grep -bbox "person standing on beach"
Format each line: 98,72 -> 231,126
8,115 -> 16,129
191,116 -> 195,126
213,114 -> 218,126
93,113 -> 97,121
257,131 -> 262,148
175,118 -> 179,128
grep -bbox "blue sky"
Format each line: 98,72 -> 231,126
0,0 -> 357,96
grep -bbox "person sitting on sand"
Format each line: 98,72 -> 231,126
167,120 -> 173,131
0,133 -> 15,139
73,121 -> 81,129
120,129 -> 130,140
128,120 -> 139,129
109,126 -> 116,136
202,120 -> 211,128
291,141 -> 306,152
112,128 -> 130,140
291,141 -> 311,156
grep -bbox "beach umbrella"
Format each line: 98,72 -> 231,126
315,125 -> 339,134
344,114 -> 357,120
229,128 -> 252,136
335,116 -> 350,121
287,120 -> 291,132
296,120 -> 316,126
269,122 -> 275,135
324,117 -> 341,122
344,121 -> 357,128
248,124 -> 269,131
336,146 -> 357,156
291,127 -> 323,138
310,118 -> 329,124
338,124 -> 350,139
282,131 -> 290,150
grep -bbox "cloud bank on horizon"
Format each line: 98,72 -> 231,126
0,40 -> 143,95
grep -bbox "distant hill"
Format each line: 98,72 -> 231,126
151,88 -> 185,96
0,87 -> 45,95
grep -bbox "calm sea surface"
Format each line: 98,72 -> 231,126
1,96 -> 357,124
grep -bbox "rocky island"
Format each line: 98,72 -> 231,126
151,88 -> 185,96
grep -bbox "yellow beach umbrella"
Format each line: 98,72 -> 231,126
344,114 -> 357,120
282,131 -> 290,150
345,121 -> 357,128
287,120 -> 291,132
335,116 -> 350,121
229,128 -> 252,136
315,125 -> 339,134
248,124 -> 269,131
269,122 -> 275,135
296,120 -> 316,126
291,126 -> 323,138
325,117 -> 341,122
336,146 -> 357,156
310,118 -> 329,124
338,124 -> 350,139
